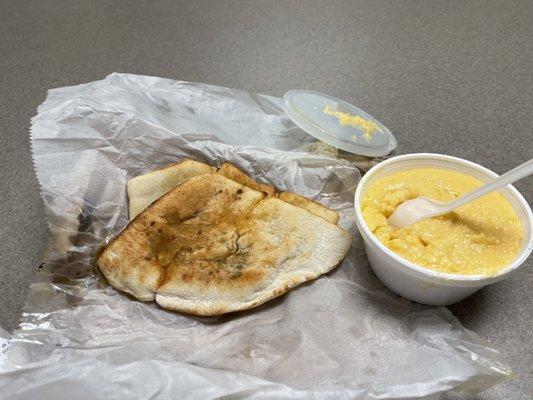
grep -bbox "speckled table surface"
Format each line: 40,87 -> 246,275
1,0 -> 531,398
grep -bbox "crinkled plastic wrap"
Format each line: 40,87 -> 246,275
0,74 -> 510,399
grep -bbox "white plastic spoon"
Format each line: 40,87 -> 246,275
388,158 -> 533,229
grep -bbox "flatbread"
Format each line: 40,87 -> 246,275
217,162 -> 276,196
128,160 -> 339,225
127,159 -> 215,220
278,192 -> 339,225
98,174 -> 351,315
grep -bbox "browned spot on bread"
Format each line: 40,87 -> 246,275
217,162 -> 276,196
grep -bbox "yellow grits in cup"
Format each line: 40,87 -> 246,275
362,168 -> 523,276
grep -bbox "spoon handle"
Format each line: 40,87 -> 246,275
445,158 -> 533,212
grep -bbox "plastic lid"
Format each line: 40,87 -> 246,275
282,90 -> 396,157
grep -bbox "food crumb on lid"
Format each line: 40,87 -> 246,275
323,105 -> 380,142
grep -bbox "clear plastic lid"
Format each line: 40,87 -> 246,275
282,90 -> 396,157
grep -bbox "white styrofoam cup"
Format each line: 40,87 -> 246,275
354,153 -> 533,305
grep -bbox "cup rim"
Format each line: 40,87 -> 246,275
354,153 -> 533,283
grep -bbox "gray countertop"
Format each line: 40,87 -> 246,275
1,0 -> 531,398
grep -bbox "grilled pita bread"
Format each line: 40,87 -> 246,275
127,159 -> 215,219
128,160 -> 339,225
98,174 -> 351,315
278,192 -> 339,224
217,162 -> 276,196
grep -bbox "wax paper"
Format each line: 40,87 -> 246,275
0,73 -> 510,399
